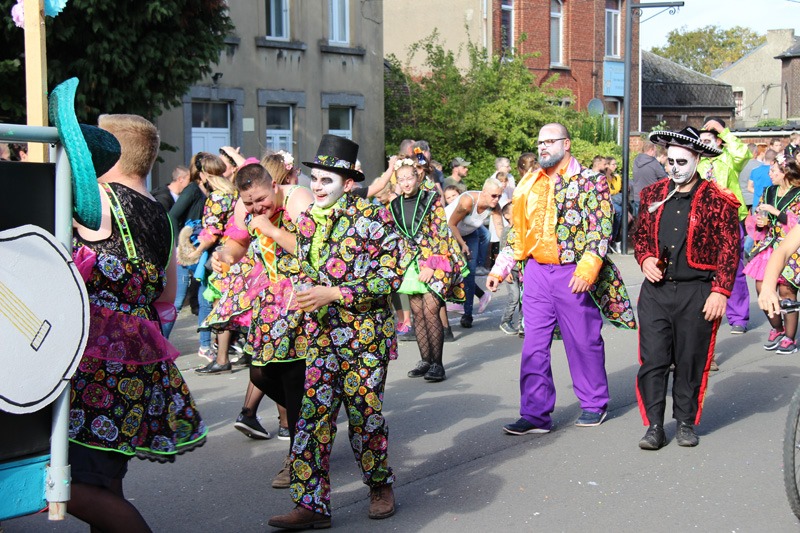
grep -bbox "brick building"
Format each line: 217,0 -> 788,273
385,1 -> 640,140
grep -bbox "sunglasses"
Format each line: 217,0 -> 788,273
489,193 -> 502,199
219,149 -> 238,168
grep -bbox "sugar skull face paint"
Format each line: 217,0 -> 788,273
310,168 -> 350,208
666,145 -> 699,185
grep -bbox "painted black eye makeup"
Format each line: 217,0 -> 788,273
667,159 -> 688,166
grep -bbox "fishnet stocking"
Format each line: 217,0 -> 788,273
409,292 -> 444,365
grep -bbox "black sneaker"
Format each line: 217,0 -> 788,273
398,326 -> 417,342
195,361 -> 232,375
407,360 -> 431,378
423,363 -> 446,382
234,413 -> 271,439
232,352 -> 251,367
638,424 -> 666,450
443,326 -> 455,342
676,422 -> 699,447
277,426 -> 290,441
460,314 -> 473,329
502,417 -> 550,435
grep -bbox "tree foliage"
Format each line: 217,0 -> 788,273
0,0 -> 233,123
385,31 -> 600,189
650,25 -> 765,76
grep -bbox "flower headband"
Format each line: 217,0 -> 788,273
277,150 -> 295,170
776,152 -> 788,169
394,158 -> 416,171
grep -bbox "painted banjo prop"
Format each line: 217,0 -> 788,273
0,225 -> 89,414
0,0 -> 123,522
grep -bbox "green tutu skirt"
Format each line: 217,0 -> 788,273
398,261 -> 429,295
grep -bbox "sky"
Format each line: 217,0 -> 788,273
639,0 -> 800,51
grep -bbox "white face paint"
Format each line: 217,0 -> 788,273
310,168 -> 349,208
666,145 -> 699,185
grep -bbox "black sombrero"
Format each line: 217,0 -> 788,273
649,126 -> 722,158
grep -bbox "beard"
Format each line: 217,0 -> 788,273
539,147 -> 566,169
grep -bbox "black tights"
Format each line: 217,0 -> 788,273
409,292 -> 444,365
248,359 -> 306,443
69,480 -> 151,533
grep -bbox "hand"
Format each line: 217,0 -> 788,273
568,275 -> 591,294
296,285 -> 341,312
250,214 -> 277,239
641,256 -> 663,284
758,287 -> 782,318
702,292 -> 727,322
461,242 -> 471,258
702,119 -> 724,133
756,203 -> 778,217
486,276 -> 500,292
385,155 -> 398,175
505,274 -> 513,283
418,266 -> 435,283
211,250 -> 234,274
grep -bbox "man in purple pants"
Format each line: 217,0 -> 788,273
487,123 -> 637,434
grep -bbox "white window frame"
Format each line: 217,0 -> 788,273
605,99 -> 621,144
329,0 -> 349,45
605,0 -> 620,58
266,0 -> 289,40
733,90 -> 744,117
328,107 -> 353,140
550,0 -> 563,66
266,105 -> 293,153
501,0 -> 514,53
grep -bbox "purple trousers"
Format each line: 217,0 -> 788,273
520,259 -> 609,429
726,223 -> 749,328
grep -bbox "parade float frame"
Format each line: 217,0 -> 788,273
0,0 -> 86,522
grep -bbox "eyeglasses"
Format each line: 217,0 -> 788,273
537,138 -> 566,147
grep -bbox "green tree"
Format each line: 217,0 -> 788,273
385,31 -> 584,189
0,0 -> 232,123
650,25 -> 765,76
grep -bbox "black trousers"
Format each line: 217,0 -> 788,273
636,280 -> 718,426
250,359 -> 306,442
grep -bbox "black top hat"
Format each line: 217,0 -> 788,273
649,126 -> 722,158
302,134 -> 365,182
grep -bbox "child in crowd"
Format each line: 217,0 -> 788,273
497,202 -> 522,335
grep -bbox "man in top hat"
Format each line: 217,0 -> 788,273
269,134 -> 414,530
697,118 -> 752,338
634,126 -> 741,450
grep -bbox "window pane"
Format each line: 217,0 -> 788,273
550,16 -> 560,64
501,10 -> 512,50
551,0 -> 561,14
606,0 -> 619,9
329,107 -> 351,130
502,0 -> 513,5
267,106 -> 290,130
192,102 -> 228,128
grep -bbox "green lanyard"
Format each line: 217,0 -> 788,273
102,183 -> 138,262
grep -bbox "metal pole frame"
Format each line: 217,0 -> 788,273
622,1 -> 683,253
0,124 -> 73,520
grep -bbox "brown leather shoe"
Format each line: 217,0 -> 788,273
268,505 -> 331,529
272,454 -> 291,489
368,484 -> 396,519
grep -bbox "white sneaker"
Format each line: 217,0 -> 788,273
477,292 -> 492,314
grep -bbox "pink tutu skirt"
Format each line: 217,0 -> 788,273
744,247 -> 773,281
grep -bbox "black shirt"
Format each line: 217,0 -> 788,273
657,181 -> 714,283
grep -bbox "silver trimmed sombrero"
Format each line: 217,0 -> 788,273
649,126 -> 722,158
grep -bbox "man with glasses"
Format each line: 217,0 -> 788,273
446,177 -> 505,328
487,123 -> 636,435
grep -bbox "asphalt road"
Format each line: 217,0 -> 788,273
5,252 -> 800,532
